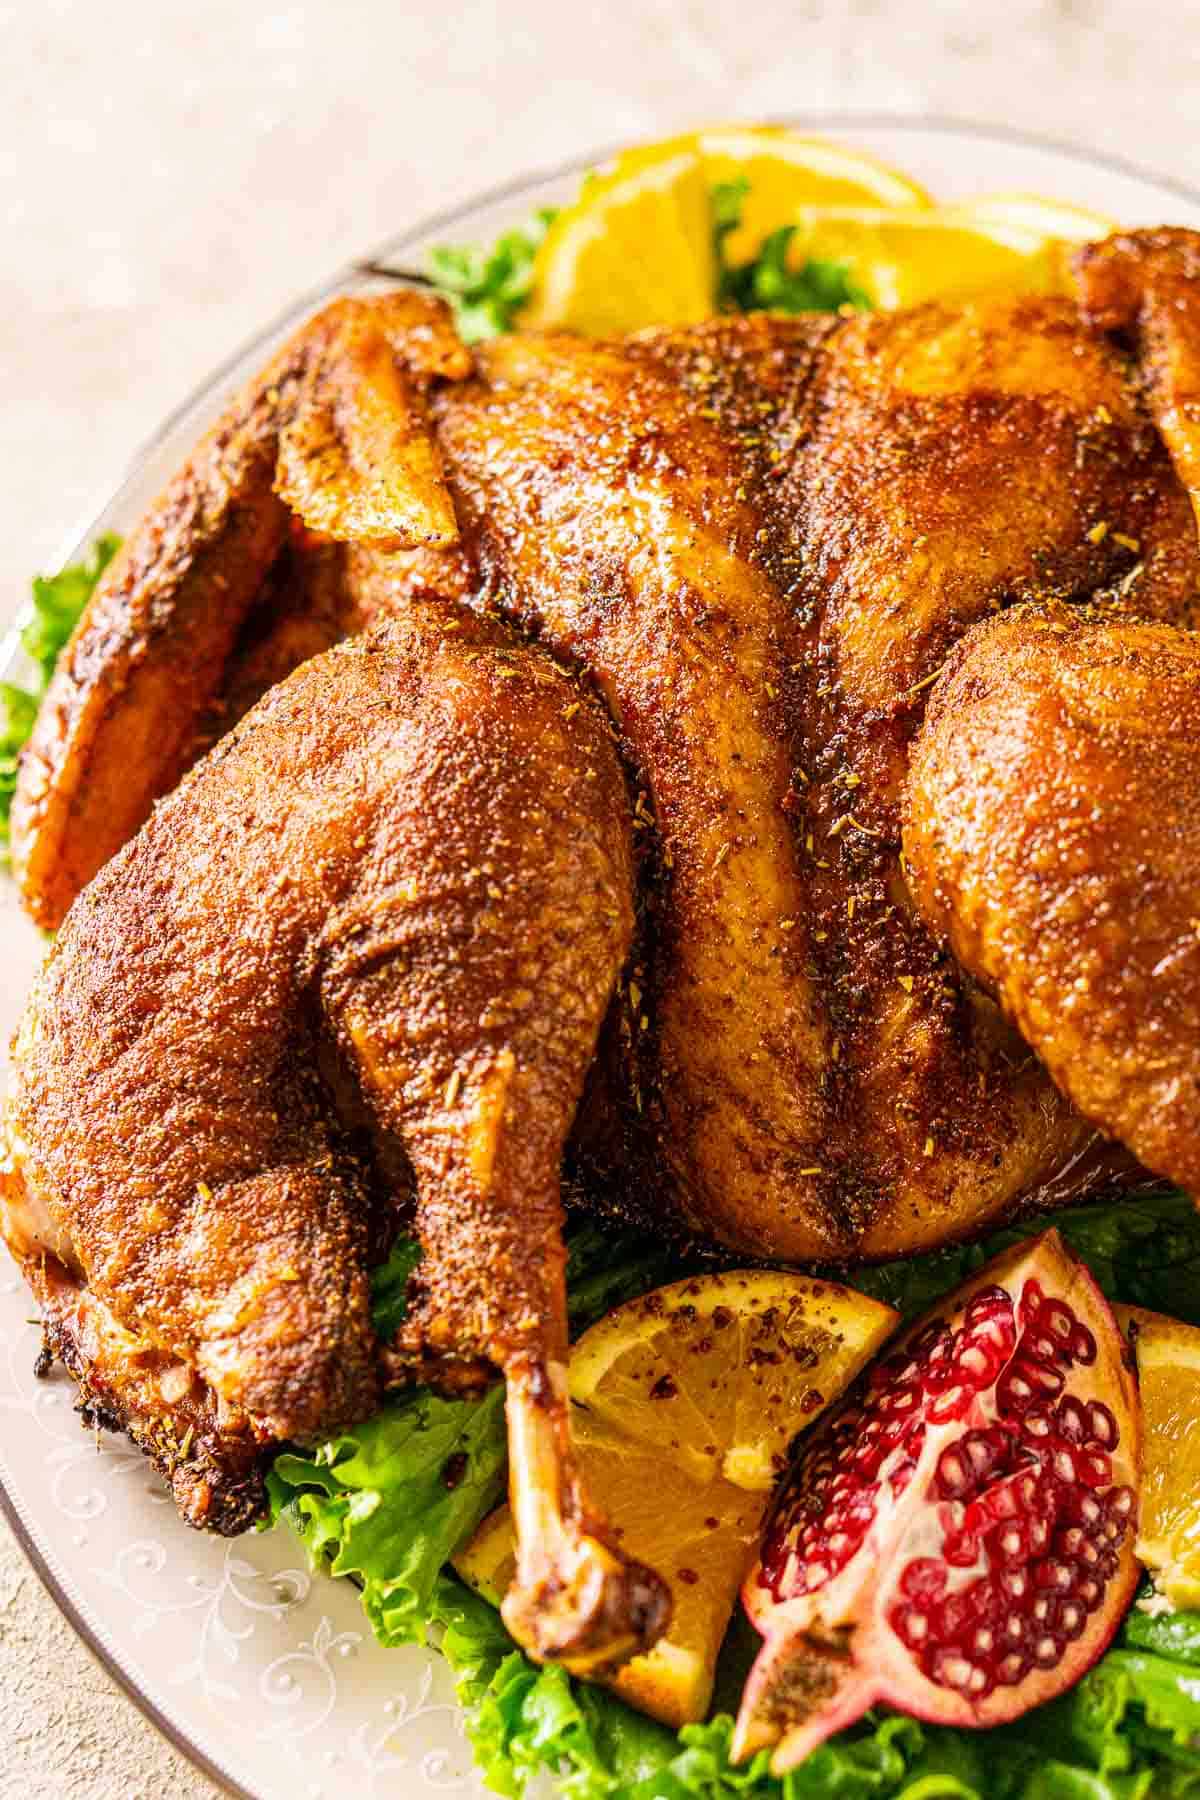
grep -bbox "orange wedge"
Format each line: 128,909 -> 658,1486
1116,1304 -> 1200,1607
777,196 -> 1115,310
455,1269 -> 898,1726
524,126 -> 930,335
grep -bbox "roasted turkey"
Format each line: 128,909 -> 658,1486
3,229 -> 1200,1673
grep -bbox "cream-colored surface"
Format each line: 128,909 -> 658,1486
2,1 -> 1197,1793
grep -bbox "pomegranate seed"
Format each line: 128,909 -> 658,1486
1020,1280 -> 1045,1325
936,1447 -> 970,1497
963,1429 -> 1005,1476
957,1343 -> 996,1383
1053,1448 -> 1078,1484
1085,1402 -> 1118,1448
1000,1368 -> 1036,1411
900,1558 -> 947,1601
963,1498 -> 990,1539
998,1651 -> 1031,1685
942,1530 -> 982,1569
1033,1635 -> 1062,1668
1056,1397 -> 1087,1443
1058,1601 -> 1085,1641
1026,1360 -> 1065,1398
995,1524 -> 1028,1565
1078,1451 -> 1112,1488
1070,1324 -> 1097,1365
938,1590 -> 980,1638
1024,1407 -> 1053,1438
1034,1559 -> 1073,1592
1037,1473 -> 1065,1515
928,1386 -> 970,1423
973,1625 -> 995,1654
1000,1568 -> 1029,1601
965,1287 -> 1011,1324
929,1650 -> 976,1691
986,1479 -> 1025,1522
1063,1489 -> 1103,1529
925,1350 -> 965,1393
1036,1299 -> 1075,1342
1076,1576 -> 1103,1611
890,1604 -> 930,1648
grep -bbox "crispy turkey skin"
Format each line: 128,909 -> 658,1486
5,233 -> 1200,1671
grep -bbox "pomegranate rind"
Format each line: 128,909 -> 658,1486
735,1230 -> 1141,1774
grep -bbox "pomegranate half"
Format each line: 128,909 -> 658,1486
735,1230 -> 1140,1773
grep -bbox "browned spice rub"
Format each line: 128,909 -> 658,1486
5,232 -> 1200,1670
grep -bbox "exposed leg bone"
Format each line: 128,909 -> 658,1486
503,1354 -> 671,1671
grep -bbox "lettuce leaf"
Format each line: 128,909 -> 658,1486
1124,1603 -> 1200,1667
712,178 -> 871,317
426,211 -> 557,342
1,536 -> 119,846
267,1384 -> 507,1646
844,1187 -> 1200,1327
427,1576 -> 1200,1800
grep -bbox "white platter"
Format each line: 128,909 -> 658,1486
3,118 -> 1200,1799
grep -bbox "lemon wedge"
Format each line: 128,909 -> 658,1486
524,122 -> 1117,335
523,137 -> 716,335
524,126 -> 930,336
455,1269 -> 898,1726
696,124 -> 932,265
1116,1304 -> 1200,1608
962,190 -> 1116,243
778,199 -> 1110,310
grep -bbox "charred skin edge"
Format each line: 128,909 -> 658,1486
379,1335 -> 497,1399
34,1293 -> 272,1538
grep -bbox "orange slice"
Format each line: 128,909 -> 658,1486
524,126 -> 930,335
455,1269 -> 898,1725
777,197 -> 1113,310
1116,1304 -> 1200,1608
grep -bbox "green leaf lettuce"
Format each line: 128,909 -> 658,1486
1,535 -> 119,847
